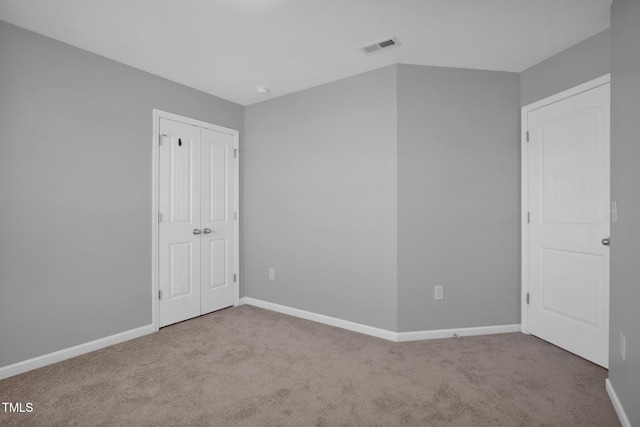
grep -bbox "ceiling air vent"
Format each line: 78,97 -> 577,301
359,37 -> 400,55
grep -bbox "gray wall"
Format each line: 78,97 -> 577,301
0,21 -> 243,367
609,0 -> 640,424
397,65 -> 521,332
244,63 -> 521,333
243,66 -> 398,331
520,29 -> 610,107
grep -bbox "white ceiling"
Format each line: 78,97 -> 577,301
0,0 -> 611,106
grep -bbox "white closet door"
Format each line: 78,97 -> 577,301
200,128 -> 236,314
527,83 -> 610,367
158,118 -> 202,327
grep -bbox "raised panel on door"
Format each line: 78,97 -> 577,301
169,242 -> 195,298
200,127 -> 236,314
527,83 -> 609,367
158,118 -> 202,327
539,248 -> 603,327
207,238 -> 228,290
541,110 -> 602,225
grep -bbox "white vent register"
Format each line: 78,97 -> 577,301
359,37 -> 400,55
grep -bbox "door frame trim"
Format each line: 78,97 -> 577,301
520,74 -> 610,334
151,109 -> 240,332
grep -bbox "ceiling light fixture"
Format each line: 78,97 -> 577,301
256,86 -> 270,94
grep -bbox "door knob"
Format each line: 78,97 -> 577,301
203,228 -> 212,234
193,229 -> 201,235
601,238 -> 610,246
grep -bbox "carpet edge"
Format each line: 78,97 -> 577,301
0,324 -> 154,380
240,297 -> 520,343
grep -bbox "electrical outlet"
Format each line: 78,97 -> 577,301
268,268 -> 275,281
620,332 -> 626,361
434,285 -> 444,300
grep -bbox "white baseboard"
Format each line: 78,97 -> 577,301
606,378 -> 632,427
396,323 -> 521,342
0,324 -> 154,380
240,297 -> 520,343
240,297 -> 397,341
1,302 -> 523,380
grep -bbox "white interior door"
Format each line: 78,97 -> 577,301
200,128 -> 236,313
158,116 -> 238,328
525,81 -> 610,367
159,118 -> 202,327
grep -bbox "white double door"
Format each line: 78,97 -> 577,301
158,117 -> 237,328
525,79 -> 610,367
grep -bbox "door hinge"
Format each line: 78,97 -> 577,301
158,290 -> 162,300
233,274 -> 237,282
526,212 -> 530,224
526,131 -> 530,142
158,212 -> 163,222
234,149 -> 238,158
159,133 -> 167,145
526,293 -> 530,305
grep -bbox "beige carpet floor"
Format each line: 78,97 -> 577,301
0,305 -> 619,426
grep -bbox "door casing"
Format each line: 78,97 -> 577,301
521,74 -> 611,335
151,109 -> 240,331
